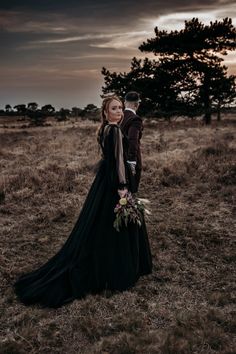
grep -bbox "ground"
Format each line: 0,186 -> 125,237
0,115 -> 235,354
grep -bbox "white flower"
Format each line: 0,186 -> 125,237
144,208 -> 152,215
137,198 -> 151,204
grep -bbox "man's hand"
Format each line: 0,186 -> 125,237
118,188 -> 128,198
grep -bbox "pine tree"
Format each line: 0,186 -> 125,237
102,18 -> 236,123
139,17 -> 236,124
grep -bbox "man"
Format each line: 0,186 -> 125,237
119,91 -> 143,193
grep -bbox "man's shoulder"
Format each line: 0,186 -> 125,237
123,111 -> 142,124
124,109 -> 141,118
127,114 -> 143,129
120,114 -> 143,133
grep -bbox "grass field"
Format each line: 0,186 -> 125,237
0,115 -> 235,354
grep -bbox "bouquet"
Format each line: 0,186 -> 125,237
113,191 -> 151,232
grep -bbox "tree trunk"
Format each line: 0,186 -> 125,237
217,102 -> 221,122
203,74 -> 211,125
204,110 -> 211,125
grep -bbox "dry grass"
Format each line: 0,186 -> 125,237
0,115 -> 235,353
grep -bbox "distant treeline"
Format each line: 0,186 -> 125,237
0,103 -> 101,125
1,103 -> 235,127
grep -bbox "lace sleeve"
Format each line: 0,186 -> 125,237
113,126 -> 127,188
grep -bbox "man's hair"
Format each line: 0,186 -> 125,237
125,91 -> 141,103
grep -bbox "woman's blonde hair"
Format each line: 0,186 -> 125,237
97,95 -> 123,146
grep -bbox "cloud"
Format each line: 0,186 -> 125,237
1,0 -> 234,33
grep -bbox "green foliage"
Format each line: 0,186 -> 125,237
41,104 -> 55,114
56,108 -> 71,122
71,107 -> 83,117
13,104 -> 27,115
81,104 -> 100,121
27,102 -> 38,111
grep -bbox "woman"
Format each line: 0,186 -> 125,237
13,95 -> 152,308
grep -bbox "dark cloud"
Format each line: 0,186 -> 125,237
0,0 -> 233,27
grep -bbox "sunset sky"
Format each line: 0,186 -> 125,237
1,0 -> 236,110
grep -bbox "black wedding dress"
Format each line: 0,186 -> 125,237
13,124 -> 152,308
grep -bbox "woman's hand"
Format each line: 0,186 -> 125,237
118,188 -> 128,198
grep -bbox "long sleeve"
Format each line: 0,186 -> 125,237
127,118 -> 142,162
113,126 -> 127,188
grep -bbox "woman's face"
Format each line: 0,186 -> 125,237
105,99 -> 123,124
